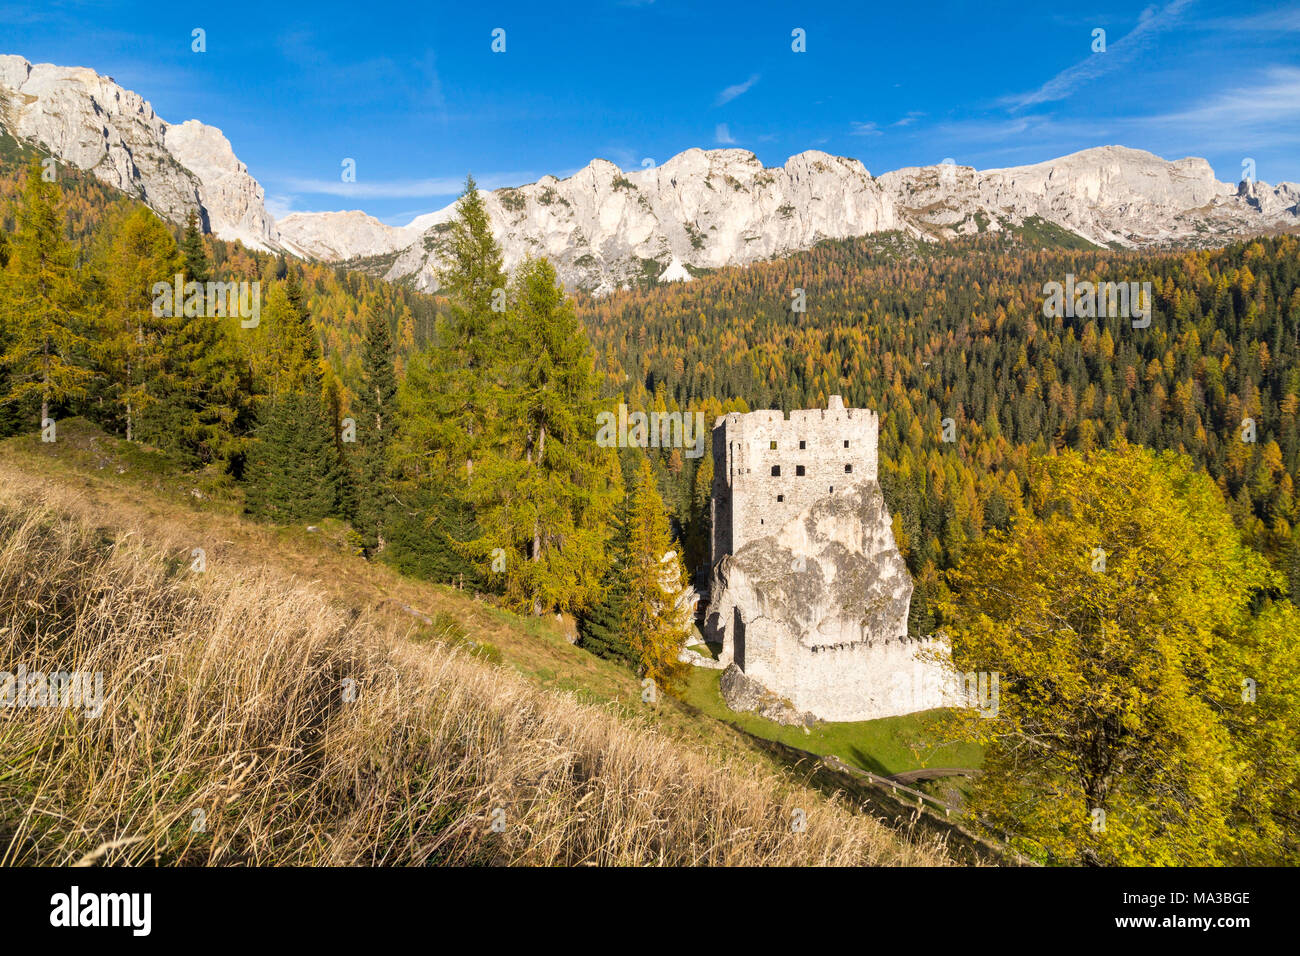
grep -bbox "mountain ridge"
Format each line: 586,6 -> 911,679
3,52 -> 1297,292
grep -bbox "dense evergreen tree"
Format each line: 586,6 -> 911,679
621,456 -> 692,694
578,466 -> 636,666
391,179 -> 507,490
0,159 -> 92,428
180,211 -> 209,283
93,204 -> 180,442
243,277 -> 341,519
431,175 -> 508,483
243,388 -> 341,521
466,257 -> 617,614
352,306 -> 397,552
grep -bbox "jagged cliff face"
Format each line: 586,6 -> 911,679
876,146 -> 1299,247
375,149 -> 901,294
4,53 -> 1297,285
276,210 -> 417,262
0,54 -> 280,251
354,144 -> 1299,293
162,119 -> 280,251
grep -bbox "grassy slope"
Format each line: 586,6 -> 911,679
1,479 -> 953,865
0,419 -> 979,780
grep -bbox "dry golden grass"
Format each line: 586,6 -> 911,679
0,484 -> 951,866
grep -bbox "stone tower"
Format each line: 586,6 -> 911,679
704,396 -> 953,722
710,394 -> 878,566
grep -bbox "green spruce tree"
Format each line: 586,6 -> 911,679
243,274 -> 340,520
621,456 -> 692,694
352,306 -> 397,552
468,256 -> 617,614
180,211 -> 209,283
578,465 -> 637,665
0,159 -> 92,429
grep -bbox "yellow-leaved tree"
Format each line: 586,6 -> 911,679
943,442 -> 1299,865
623,456 -> 692,695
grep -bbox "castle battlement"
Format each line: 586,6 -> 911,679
711,395 -> 880,564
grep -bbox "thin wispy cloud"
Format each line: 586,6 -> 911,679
715,123 -> 737,144
264,194 -> 295,220
716,74 -> 759,105
850,121 -> 882,136
1143,66 -> 1300,130
1003,0 -> 1195,110
1203,7 -> 1300,31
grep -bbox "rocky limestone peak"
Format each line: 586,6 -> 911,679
277,209 -> 413,261
0,54 -> 280,251
369,145 -> 904,293
9,54 -> 1296,282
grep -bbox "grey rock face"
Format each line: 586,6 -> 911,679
876,145 -> 1300,249
0,55 -> 280,251
8,55 -> 1296,281
374,148 -> 901,293
277,209 -> 416,261
335,144 -> 1300,291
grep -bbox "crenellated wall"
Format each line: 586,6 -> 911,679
711,395 -> 879,567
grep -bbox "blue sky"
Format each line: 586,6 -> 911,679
3,0 -> 1299,225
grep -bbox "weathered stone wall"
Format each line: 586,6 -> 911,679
710,395 -> 879,568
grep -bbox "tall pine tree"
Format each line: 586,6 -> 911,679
352,306 -> 397,552
0,159 -> 92,429
142,217 -> 252,466
467,256 -> 617,614
93,205 -> 180,442
621,456 -> 692,693
578,463 -> 636,665
243,272 -> 340,520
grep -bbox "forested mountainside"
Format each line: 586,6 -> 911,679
577,231 -> 1300,629
5,140 -> 1299,638
0,155 -> 698,690
0,133 -> 442,399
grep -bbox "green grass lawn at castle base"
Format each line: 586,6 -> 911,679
681,666 -> 984,777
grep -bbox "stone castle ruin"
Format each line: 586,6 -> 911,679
703,396 -> 954,723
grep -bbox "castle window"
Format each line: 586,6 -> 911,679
799,440 -> 806,449
829,486 -> 834,493
796,465 -> 806,476
777,495 -> 784,502
769,440 -> 777,450
771,465 -> 781,477
844,464 -> 853,473
843,440 -> 849,448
